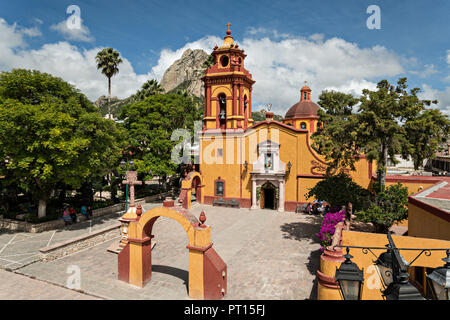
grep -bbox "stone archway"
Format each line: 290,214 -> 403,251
180,171 -> 204,209
117,203 -> 226,300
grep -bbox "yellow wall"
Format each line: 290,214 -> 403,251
409,202 -> 450,241
200,121 -> 374,205
336,230 -> 450,300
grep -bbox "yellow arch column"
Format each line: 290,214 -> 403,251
317,246 -> 345,300
118,204 -> 226,300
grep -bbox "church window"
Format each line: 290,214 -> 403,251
217,148 -> 223,157
300,122 -> 307,129
220,55 -> 229,67
304,92 -> 307,100
216,181 -> 224,196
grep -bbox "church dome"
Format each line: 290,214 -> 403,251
285,101 -> 320,119
284,84 -> 320,119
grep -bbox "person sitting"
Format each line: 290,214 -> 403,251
87,206 -> 93,219
69,206 -> 77,223
63,207 -> 72,225
80,205 -> 90,220
306,202 -> 312,214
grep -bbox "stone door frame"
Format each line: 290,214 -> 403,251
250,173 -> 285,212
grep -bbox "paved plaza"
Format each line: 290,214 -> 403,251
0,203 -> 322,300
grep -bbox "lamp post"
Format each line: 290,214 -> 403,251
287,161 -> 292,172
427,249 -> 450,300
120,158 -> 135,212
335,247 -> 364,300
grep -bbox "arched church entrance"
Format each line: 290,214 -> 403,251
117,203 -> 227,300
261,182 -> 276,210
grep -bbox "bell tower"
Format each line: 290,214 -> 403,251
202,23 -> 255,131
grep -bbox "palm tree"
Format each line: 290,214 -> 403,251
133,79 -> 164,101
96,48 -> 123,119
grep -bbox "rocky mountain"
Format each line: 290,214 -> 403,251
160,49 -> 209,98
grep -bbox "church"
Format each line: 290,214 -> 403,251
186,26 -> 374,212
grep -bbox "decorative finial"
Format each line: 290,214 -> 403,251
199,211 -> 207,228
136,204 -> 142,216
267,103 -> 272,112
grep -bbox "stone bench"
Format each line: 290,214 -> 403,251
213,198 -> 240,208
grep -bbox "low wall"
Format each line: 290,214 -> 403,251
39,223 -> 121,261
0,190 -> 174,233
0,203 -> 124,233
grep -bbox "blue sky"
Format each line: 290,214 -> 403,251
0,0 -> 448,114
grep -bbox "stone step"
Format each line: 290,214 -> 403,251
106,241 -> 157,254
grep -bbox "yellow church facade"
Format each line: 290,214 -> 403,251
197,28 -> 374,212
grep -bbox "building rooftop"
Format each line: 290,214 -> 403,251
409,176 -> 450,213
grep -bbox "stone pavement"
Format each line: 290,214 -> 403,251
14,204 -> 322,300
0,268 -> 99,300
0,203 -> 161,270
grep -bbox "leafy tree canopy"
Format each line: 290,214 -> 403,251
0,69 -> 124,216
312,78 -> 450,189
119,93 -> 202,181
355,182 -> 409,233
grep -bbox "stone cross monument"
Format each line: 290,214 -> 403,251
122,171 -> 142,208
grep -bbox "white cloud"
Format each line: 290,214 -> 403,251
239,36 -> 404,113
447,50 -> 450,65
0,17 -> 413,112
410,64 -> 438,78
419,84 -> 450,116
50,19 -> 94,43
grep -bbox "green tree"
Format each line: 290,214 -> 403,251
310,91 -> 360,171
355,183 -> 409,233
306,172 -> 370,211
312,78 -> 449,190
132,79 -> 164,102
203,54 -> 215,69
0,69 -> 123,218
96,48 -> 123,119
119,93 -> 201,185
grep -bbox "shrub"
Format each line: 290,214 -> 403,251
355,182 -> 408,233
316,208 -> 346,251
306,172 -> 370,211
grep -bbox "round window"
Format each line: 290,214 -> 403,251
220,55 -> 229,67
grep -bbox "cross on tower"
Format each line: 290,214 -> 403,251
122,171 -> 142,208
226,22 -> 231,31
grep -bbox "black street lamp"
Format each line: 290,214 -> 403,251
383,271 -> 425,300
335,247 -> 364,300
427,249 -> 450,300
